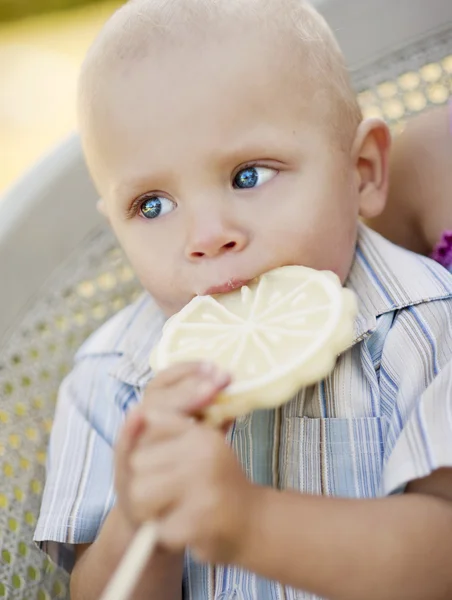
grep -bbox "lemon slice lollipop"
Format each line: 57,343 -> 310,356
151,265 -> 357,424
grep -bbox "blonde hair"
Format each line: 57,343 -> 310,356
78,0 -> 362,148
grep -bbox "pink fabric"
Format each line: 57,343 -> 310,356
431,231 -> 452,269
429,99 -> 452,270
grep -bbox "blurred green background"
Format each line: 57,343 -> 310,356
0,0 -> 123,194
0,0 -> 109,23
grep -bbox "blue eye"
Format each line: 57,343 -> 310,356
140,196 -> 175,219
233,166 -> 277,189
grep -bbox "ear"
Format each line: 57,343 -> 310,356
351,118 -> 391,219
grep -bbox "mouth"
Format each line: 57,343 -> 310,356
202,278 -> 257,296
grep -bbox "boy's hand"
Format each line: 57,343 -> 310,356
114,362 -> 255,564
129,413 -> 255,564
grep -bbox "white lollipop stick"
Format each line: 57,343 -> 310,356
99,521 -> 158,600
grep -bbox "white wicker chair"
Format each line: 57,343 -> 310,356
0,1 -> 451,597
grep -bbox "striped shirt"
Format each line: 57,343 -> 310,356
35,225 -> 452,599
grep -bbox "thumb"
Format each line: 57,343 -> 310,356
115,407 -> 146,487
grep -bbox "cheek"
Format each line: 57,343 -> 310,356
258,171 -> 358,277
111,219 -> 175,284
110,219 -> 192,314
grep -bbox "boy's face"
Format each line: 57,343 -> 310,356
86,27 -> 363,316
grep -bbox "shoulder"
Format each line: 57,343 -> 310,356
349,225 -> 452,343
56,292 -> 166,434
371,293 -> 452,439
75,292 -> 161,358
73,291 -> 167,388
382,296 -> 452,373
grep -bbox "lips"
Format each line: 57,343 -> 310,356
202,278 -> 255,296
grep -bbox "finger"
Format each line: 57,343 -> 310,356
136,410 -> 195,447
191,372 -> 232,411
148,362 -> 218,390
129,466 -> 185,523
165,375 -> 230,413
133,418 -> 204,473
116,408 -> 146,459
131,440 -> 182,476
157,507 -> 195,554
146,370 -> 231,416
115,408 -> 147,487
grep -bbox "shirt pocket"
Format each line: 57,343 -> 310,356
280,417 -> 384,498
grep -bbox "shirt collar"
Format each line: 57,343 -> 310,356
83,224 -> 452,388
76,292 -> 166,388
348,224 -> 452,342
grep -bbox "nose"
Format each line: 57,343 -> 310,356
185,213 -> 249,260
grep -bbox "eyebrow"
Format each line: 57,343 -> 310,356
111,171 -> 174,204
112,181 -> 147,202
208,130 -> 303,170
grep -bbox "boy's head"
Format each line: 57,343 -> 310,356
78,0 -> 390,316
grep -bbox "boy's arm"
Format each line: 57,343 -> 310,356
236,350 -> 452,600
239,472 -> 452,600
70,504 -> 183,600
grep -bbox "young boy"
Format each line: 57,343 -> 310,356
34,1 -> 452,598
